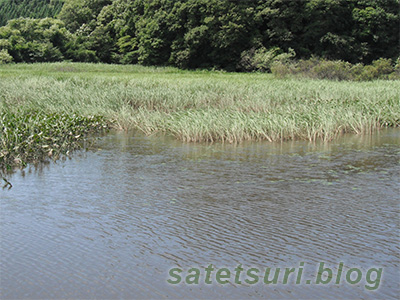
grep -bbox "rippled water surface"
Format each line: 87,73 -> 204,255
1,129 -> 399,299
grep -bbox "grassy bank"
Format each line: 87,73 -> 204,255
1,62 -> 399,169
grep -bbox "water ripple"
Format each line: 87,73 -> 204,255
1,129 -> 399,299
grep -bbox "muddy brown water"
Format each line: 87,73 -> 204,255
1,129 -> 399,299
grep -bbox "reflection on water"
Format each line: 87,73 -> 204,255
1,129 -> 399,299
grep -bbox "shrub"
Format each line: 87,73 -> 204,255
388,57 -> 400,80
295,57 -> 320,73
357,65 -> 379,81
395,57 -> 400,73
0,49 -> 13,64
270,61 -> 293,78
311,59 -> 352,80
271,57 -> 399,81
238,47 -> 295,72
67,48 -> 99,63
372,58 -> 394,79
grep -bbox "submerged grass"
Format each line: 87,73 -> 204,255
0,62 -> 399,172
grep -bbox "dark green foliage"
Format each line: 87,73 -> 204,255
164,0 -> 257,69
351,0 -> 400,63
58,0 -> 115,62
0,0 -> 399,69
0,0 -> 64,26
255,0 -> 309,56
98,0 -> 399,68
58,0 -> 111,32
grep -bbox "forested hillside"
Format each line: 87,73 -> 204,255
0,0 -> 63,26
0,0 -> 399,71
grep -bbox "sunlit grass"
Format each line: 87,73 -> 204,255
0,62 -> 399,169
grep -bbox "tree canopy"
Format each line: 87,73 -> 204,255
1,0 -> 399,68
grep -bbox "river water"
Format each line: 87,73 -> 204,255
1,129 -> 399,299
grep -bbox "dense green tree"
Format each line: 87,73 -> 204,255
0,0 -> 398,67
167,0 -> 257,69
58,0 -> 114,62
351,0 -> 400,63
95,0 -> 398,68
0,17 -> 70,62
96,0 -> 259,68
58,0 -> 111,32
302,0 -> 357,61
254,0 -> 308,53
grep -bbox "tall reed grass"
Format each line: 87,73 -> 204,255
1,62 -> 399,148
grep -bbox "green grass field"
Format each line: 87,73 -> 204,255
1,62 -> 399,169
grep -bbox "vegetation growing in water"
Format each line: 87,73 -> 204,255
0,62 -> 399,184
0,109 -> 109,177
1,62 -> 399,144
